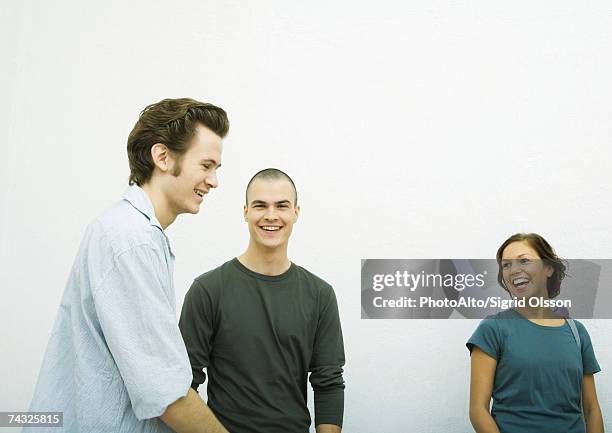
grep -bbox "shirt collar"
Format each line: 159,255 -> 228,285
122,186 -> 174,258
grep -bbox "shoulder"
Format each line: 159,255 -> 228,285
294,264 -> 335,294
471,310 -> 518,339
482,309 -> 517,328
293,264 -> 340,313
295,264 -> 334,292
570,318 -> 588,332
94,199 -> 152,238
192,260 -> 235,292
569,319 -> 592,340
474,315 -> 500,334
76,199 -> 156,269
477,310 -> 511,327
467,312 -> 509,358
90,199 -> 159,253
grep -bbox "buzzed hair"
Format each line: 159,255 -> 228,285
245,168 -> 298,205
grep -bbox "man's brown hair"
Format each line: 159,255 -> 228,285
127,98 -> 229,185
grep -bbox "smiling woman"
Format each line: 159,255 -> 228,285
496,233 -> 566,301
466,233 -> 604,433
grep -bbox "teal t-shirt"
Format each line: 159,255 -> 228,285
467,309 -> 600,433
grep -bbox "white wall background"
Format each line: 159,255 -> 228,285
2,1 -> 611,431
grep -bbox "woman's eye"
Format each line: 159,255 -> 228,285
502,262 -> 511,269
520,258 -> 530,265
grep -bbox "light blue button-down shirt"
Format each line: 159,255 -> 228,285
26,186 -> 192,433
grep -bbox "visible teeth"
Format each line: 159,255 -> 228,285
513,277 -> 529,285
261,226 -> 280,231
194,190 -> 203,197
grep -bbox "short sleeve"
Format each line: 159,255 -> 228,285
93,245 -> 192,420
575,321 -> 601,374
466,318 -> 502,361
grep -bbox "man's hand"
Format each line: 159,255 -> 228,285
160,388 -> 229,433
316,424 -> 341,433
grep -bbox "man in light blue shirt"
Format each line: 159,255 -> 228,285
26,98 -> 231,433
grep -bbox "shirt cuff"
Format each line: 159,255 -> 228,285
314,388 -> 344,427
132,368 -> 192,420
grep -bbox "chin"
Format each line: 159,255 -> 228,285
515,292 -> 537,301
258,239 -> 282,249
183,203 -> 201,215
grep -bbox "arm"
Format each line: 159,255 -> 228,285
175,280 -> 231,432
316,424 -> 341,433
469,347 -> 501,433
179,279 -> 216,394
93,243 -> 228,432
94,245 -> 197,420
160,388 -> 228,433
309,286 -> 345,430
582,374 -> 604,433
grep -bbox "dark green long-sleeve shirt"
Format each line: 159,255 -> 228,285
179,258 -> 345,433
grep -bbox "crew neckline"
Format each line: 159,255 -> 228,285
509,308 -> 568,330
231,257 -> 296,282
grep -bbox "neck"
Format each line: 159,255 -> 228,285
141,182 -> 176,230
515,305 -> 552,319
238,241 -> 291,276
514,293 -> 561,320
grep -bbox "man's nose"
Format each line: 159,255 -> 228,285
264,207 -> 278,220
206,171 -> 219,189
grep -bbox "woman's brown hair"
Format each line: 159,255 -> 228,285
496,233 -> 567,299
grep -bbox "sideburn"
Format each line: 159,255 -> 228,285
170,155 -> 184,177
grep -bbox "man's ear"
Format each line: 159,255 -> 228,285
243,204 -> 248,222
294,205 -> 300,222
150,143 -> 170,172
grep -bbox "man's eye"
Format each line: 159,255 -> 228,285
202,164 -> 211,170
502,262 -> 511,269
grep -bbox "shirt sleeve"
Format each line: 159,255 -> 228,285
309,285 -> 345,428
179,278 -> 216,390
575,321 -> 601,374
466,317 -> 501,361
93,244 -> 192,420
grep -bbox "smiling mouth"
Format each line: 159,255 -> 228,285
259,226 -> 281,232
512,277 -> 529,289
194,189 -> 206,198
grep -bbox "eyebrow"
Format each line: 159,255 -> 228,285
200,159 -> 221,168
501,254 -> 535,261
250,199 -> 292,206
